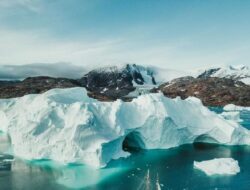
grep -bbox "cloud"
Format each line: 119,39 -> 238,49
0,0 -> 41,12
0,62 -> 88,80
0,0 -> 250,72
0,28 -> 126,67
0,26 -> 249,72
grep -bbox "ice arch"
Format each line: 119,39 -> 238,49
193,134 -> 219,144
0,87 -> 250,168
122,131 -> 146,152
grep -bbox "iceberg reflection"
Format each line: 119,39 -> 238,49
56,164 -> 127,189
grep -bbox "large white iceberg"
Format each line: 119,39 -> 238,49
0,87 -> 250,168
194,158 -> 240,175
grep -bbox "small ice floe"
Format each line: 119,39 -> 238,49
194,158 -> 240,176
224,104 -> 250,111
220,111 -> 242,122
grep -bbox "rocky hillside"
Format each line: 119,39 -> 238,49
0,77 -> 81,99
197,65 -> 250,85
158,77 -> 250,106
77,64 -> 157,100
0,64 -> 249,106
0,64 -> 156,100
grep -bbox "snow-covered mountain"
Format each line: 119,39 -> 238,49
197,65 -> 250,85
0,63 -> 190,100
1,87 -> 250,168
77,63 -> 189,99
80,64 -> 156,88
80,63 -> 188,87
147,66 -> 190,84
125,64 -> 189,85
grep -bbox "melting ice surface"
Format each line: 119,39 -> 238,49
0,87 -> 250,168
0,88 -> 250,189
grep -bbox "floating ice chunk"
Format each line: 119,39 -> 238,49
0,87 -> 250,168
194,158 -> 240,176
220,111 -> 242,122
224,104 -> 250,111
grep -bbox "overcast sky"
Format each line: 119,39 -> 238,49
0,0 -> 250,70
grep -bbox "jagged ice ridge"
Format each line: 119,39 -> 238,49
0,87 -> 250,168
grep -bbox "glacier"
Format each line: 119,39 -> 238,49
0,87 -> 250,168
194,158 -> 240,176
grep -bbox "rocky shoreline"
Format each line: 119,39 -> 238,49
0,65 -> 249,107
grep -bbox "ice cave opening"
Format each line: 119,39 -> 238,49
122,131 -> 146,152
193,134 -> 220,149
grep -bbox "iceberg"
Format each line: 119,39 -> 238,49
0,87 -> 250,168
220,111 -> 242,122
194,158 -> 240,175
224,104 -> 250,111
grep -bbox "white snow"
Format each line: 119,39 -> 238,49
240,78 -> 250,85
194,158 -> 240,175
148,66 -> 190,84
196,65 -> 250,85
127,64 -> 155,85
0,87 -> 250,168
127,64 -> 191,97
212,65 -> 250,85
100,88 -> 108,93
123,64 -> 190,85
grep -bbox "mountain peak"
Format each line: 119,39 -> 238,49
229,65 -> 249,71
197,65 -> 250,85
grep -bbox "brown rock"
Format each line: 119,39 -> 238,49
158,77 -> 250,107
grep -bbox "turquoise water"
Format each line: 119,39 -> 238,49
0,109 -> 249,190
241,110 -> 250,129
209,107 -> 250,129
1,145 -> 250,190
